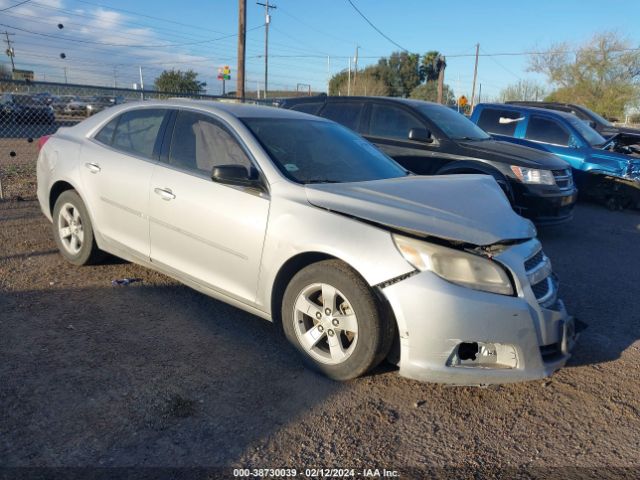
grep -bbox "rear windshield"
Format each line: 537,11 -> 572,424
242,118 -> 407,184
416,104 -> 491,141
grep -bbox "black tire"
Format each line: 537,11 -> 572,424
52,190 -> 105,265
281,259 -> 394,381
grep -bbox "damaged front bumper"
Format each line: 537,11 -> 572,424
380,239 -> 578,385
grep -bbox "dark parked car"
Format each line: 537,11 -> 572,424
0,93 -> 55,124
506,101 -> 640,142
278,95 -> 577,225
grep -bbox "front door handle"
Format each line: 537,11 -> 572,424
85,162 -> 101,174
154,187 -> 176,201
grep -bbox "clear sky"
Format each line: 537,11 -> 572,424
1,0 -> 639,98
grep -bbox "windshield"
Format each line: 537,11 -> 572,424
242,118 -> 408,184
565,115 -> 607,146
586,108 -> 614,128
415,104 -> 491,141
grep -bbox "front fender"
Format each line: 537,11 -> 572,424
255,195 -> 415,315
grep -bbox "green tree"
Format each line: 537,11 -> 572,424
498,79 -> 547,103
376,51 -> 422,97
329,65 -> 389,96
528,31 -> 640,118
421,51 -> 446,83
410,82 -> 455,104
154,69 -> 207,94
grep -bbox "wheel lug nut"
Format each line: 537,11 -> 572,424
324,308 -> 331,315
327,329 -> 335,336
315,312 -> 322,319
318,325 -> 324,332
332,319 -> 339,326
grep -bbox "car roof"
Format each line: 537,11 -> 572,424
136,99 -> 326,120
506,101 -> 587,111
279,94 -> 448,110
477,103 -> 579,121
324,96 -> 443,108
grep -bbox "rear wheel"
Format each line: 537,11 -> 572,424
281,260 -> 394,380
52,190 -> 105,265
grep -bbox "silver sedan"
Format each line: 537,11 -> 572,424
36,100 -> 577,384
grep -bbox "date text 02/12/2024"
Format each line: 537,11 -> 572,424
232,468 -> 400,478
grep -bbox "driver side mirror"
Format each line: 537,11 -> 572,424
408,127 -> 433,143
211,164 -> 263,189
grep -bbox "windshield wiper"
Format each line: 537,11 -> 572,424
454,136 -> 490,141
304,179 -> 342,184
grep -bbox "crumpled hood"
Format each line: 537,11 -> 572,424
305,175 -> 536,246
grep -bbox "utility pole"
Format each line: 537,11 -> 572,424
237,0 -> 246,99
256,0 -> 276,99
4,31 -> 16,72
353,45 -> 359,90
437,55 -> 446,104
470,43 -> 480,112
456,72 -> 461,112
63,67 -> 68,84
139,66 -> 145,100
326,55 -> 330,94
347,57 -> 351,96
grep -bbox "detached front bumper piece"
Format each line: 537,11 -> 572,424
380,239 -> 577,385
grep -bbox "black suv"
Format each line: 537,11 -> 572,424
506,101 -> 640,140
278,95 -> 577,225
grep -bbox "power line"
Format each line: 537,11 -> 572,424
0,22 -> 264,48
446,47 -> 640,58
345,0 -> 408,53
481,47 -> 521,80
0,0 -> 32,12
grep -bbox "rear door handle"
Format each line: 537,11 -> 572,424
85,162 -> 101,173
154,187 -> 176,201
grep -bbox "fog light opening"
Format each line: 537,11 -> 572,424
458,342 -> 478,361
451,342 -> 518,369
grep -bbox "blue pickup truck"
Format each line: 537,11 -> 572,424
471,103 -> 640,209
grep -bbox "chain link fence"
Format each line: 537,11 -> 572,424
0,79 -> 282,201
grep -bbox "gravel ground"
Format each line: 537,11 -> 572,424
0,150 -> 639,479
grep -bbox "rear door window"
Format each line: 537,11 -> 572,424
319,102 -> 365,131
525,116 -> 570,146
368,104 -> 424,141
94,117 -> 119,146
111,109 -> 167,159
476,108 -> 524,136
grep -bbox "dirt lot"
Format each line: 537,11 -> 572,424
1,146 -> 639,478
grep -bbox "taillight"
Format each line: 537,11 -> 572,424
38,135 -> 51,151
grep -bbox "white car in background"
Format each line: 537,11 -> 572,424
36,100 -> 577,384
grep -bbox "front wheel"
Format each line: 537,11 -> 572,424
281,260 -> 394,381
52,190 -> 105,265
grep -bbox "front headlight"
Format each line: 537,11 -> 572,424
393,234 -> 514,295
624,161 -> 640,181
510,166 -> 556,185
